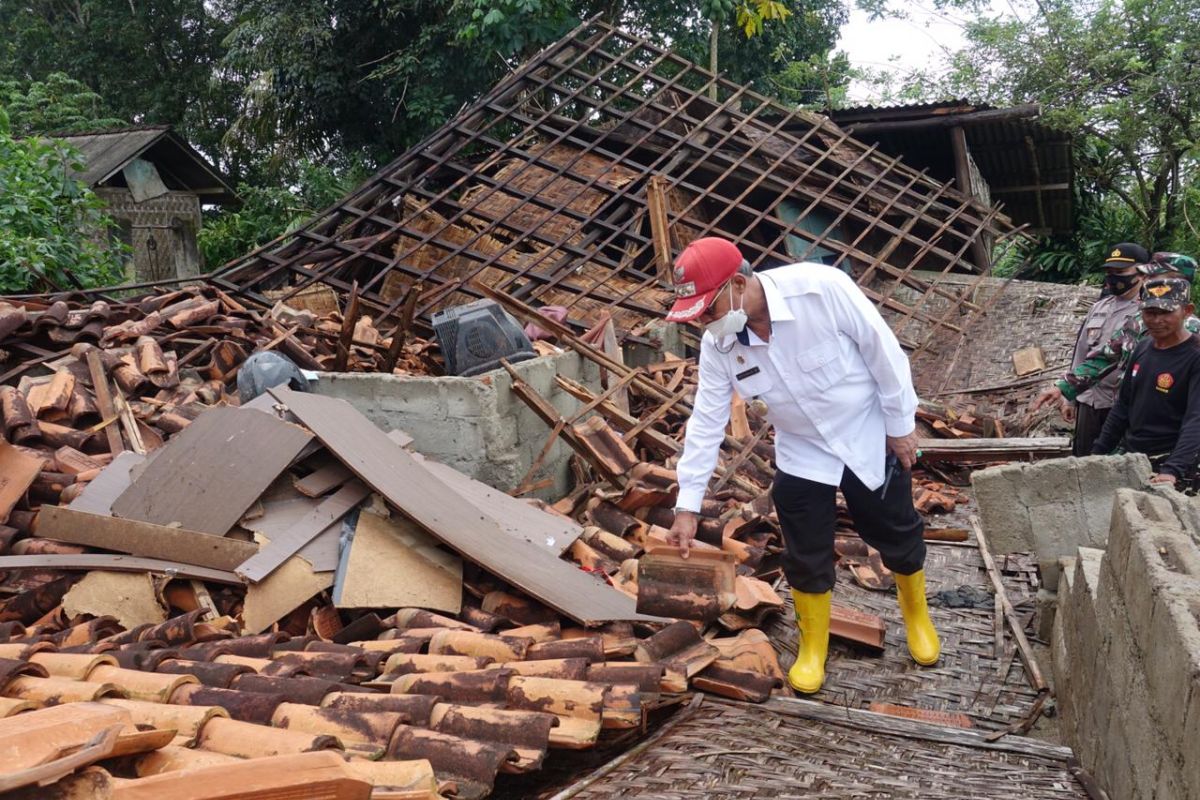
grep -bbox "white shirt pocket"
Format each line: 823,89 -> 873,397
733,367 -> 773,400
796,337 -> 849,393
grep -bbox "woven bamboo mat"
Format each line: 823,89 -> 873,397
765,544 -> 1043,731
553,696 -> 1087,799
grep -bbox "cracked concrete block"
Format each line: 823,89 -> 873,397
1027,500 -> 1088,586
310,350 -> 604,501
1156,755 -> 1186,800
1106,490 -> 1176,596
1036,587 -> 1058,641
1185,679 -> 1200,800
1076,454 -> 1154,538
971,463 -> 1034,553
1123,527 -> 1200,654
1146,586 -> 1200,751
973,455 -> 1152,588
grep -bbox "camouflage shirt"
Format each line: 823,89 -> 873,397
1058,312 -> 1200,401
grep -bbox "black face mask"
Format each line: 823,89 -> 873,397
1104,273 -> 1139,296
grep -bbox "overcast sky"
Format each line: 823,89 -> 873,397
836,2 -> 1006,102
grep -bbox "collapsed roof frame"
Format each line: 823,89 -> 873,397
213,20 -> 1024,352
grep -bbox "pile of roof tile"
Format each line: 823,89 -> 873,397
0,378 -> 797,799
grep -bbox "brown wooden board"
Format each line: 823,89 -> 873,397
241,493 -> 341,572
0,554 -> 240,584
269,387 -> 666,626
916,437 -> 1070,463
415,453 -> 582,556
37,505 -> 259,571
111,407 -> 313,535
235,480 -> 370,583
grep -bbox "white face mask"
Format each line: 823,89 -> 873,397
705,282 -> 748,339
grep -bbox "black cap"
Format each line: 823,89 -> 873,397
1141,276 -> 1191,312
1103,242 -> 1150,269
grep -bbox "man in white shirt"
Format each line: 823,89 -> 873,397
665,237 -> 940,694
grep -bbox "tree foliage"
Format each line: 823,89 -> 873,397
0,73 -> 125,136
881,0 -> 1200,280
198,159 -> 370,270
0,0 -> 853,276
0,109 -> 126,292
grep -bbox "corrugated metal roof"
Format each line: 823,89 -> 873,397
831,99 -> 996,121
54,126 -> 238,205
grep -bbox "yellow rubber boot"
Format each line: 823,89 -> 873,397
895,569 -> 940,666
788,589 -> 832,694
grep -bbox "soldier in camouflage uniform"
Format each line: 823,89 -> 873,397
1030,243 -> 1149,455
1033,253 -> 1198,427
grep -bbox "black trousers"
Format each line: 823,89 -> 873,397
1073,402 -> 1110,456
772,467 -> 926,593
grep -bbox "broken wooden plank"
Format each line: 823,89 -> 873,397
0,554 -> 240,584
112,406 -> 313,535
241,493 -> 341,573
269,387 -> 666,626
916,437 -> 1070,463
37,505 -> 258,571
646,174 -> 673,285
333,507 -> 462,613
294,461 -> 354,498
235,480 -> 370,583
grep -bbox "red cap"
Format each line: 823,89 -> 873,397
666,237 -> 744,323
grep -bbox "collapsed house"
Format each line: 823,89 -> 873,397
212,22 -> 1021,353
0,19 -> 1191,800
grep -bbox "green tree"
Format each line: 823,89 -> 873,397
0,108 -> 126,292
888,0 -> 1200,271
0,73 -> 125,136
198,159 -> 369,270
0,1 -> 236,171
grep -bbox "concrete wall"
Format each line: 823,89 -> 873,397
312,350 -> 601,500
1053,488 -> 1200,799
972,454 -> 1152,586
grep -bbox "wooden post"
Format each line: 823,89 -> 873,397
951,126 -> 993,272
647,175 -> 673,286
333,281 -> 360,373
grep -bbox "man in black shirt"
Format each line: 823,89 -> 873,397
1092,276 -> 1200,487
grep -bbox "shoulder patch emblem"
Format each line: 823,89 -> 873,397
1147,284 -> 1172,297
1157,372 -> 1175,392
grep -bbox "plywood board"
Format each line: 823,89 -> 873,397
111,407 -> 313,535
235,481 -> 369,582
243,555 -> 334,635
0,442 -> 41,523
417,454 -> 582,556
1011,346 -> 1046,377
37,505 -> 258,571
62,571 -> 167,629
334,508 -> 462,612
269,388 -> 665,626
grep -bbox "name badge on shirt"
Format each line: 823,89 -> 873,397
735,366 -> 761,381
